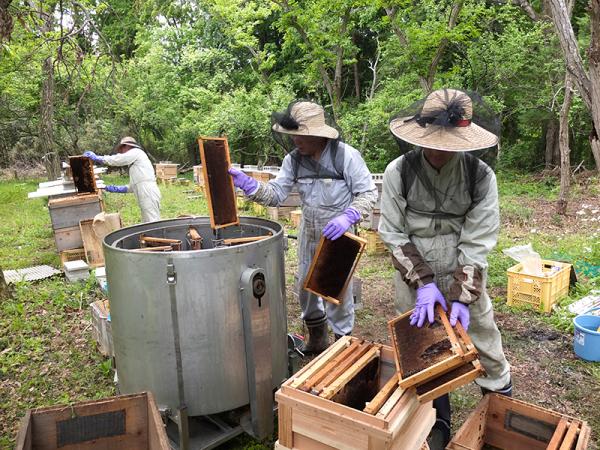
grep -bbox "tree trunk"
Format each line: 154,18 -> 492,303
39,6 -> 59,181
557,75 -> 574,215
589,0 -> 600,170
545,118 -> 559,168
0,265 -> 11,300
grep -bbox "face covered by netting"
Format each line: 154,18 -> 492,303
271,100 -> 346,180
389,89 -> 501,207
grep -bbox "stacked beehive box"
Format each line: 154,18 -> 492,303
155,162 -> 179,183
275,336 -> 436,450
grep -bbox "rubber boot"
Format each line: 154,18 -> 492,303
427,394 -> 451,450
334,331 -> 351,341
481,379 -> 513,397
301,315 -> 329,355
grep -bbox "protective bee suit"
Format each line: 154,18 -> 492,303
378,89 -> 511,449
85,137 -> 161,223
229,101 -> 377,351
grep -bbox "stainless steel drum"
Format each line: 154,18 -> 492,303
103,217 -> 287,416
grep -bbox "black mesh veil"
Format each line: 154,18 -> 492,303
271,100 -> 346,180
389,89 -> 500,168
390,89 -> 500,209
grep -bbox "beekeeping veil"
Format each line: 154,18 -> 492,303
271,100 -> 345,180
389,88 -> 501,206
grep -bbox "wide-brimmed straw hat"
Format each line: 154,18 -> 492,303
114,136 -> 142,152
272,101 -> 339,139
389,89 -> 498,152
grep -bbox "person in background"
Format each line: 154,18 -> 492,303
378,89 -> 512,450
229,100 -> 378,354
84,137 -> 161,223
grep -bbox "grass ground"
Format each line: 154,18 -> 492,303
0,170 -> 599,448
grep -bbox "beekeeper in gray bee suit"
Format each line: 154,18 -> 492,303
378,89 -> 511,449
84,137 -> 161,223
229,100 -> 378,354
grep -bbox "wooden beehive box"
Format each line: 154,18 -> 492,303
304,232 -> 367,305
48,194 -> 103,231
198,136 -> 239,229
447,394 -> 592,450
388,305 -> 483,402
154,163 -> 179,180
15,392 -> 170,450
275,336 -> 436,450
69,156 -> 97,194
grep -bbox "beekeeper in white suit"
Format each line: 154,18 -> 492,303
229,100 -> 378,354
84,137 -> 161,223
378,89 -> 512,449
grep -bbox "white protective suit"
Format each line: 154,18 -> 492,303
250,141 -> 378,335
378,149 -> 511,392
103,148 -> 161,223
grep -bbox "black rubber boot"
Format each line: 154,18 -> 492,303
481,379 -> 513,397
427,394 -> 451,450
301,316 -> 329,355
334,331 -> 351,341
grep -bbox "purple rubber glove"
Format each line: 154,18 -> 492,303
410,282 -> 448,327
322,207 -> 360,240
105,185 -> 128,193
228,167 -> 259,195
83,151 -> 104,165
449,301 -> 470,331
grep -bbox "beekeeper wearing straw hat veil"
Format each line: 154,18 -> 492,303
229,100 -> 378,354
378,88 -> 512,450
84,137 -> 161,223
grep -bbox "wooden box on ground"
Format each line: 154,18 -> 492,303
362,229 -> 387,255
15,392 -> 170,450
275,336 -> 435,450
506,260 -> 572,313
447,393 -> 591,450
193,165 -> 204,186
388,305 -> 483,402
54,225 -> 84,252
91,299 -> 113,357
291,209 -> 302,228
304,233 -> 367,305
48,194 -> 103,230
360,208 -> 381,231
59,248 -> 86,267
249,171 -> 274,183
268,206 -> 297,221
198,136 -> 239,229
154,163 -> 179,180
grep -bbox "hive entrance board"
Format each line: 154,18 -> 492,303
198,136 -> 239,230
303,232 -> 366,305
69,156 -> 97,194
388,305 -> 480,394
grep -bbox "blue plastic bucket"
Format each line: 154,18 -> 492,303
573,308 -> 600,362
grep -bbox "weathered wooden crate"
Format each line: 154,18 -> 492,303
363,230 -> 387,256
154,163 -> 179,180
360,208 -> 381,231
15,392 -> 170,450
290,209 -> 302,228
90,299 -> 113,356
59,248 -> 86,267
447,393 -> 592,450
268,206 -> 297,221
79,219 -> 105,268
275,337 -> 435,450
48,194 -> 103,230
54,225 -> 84,252
250,171 -> 274,183
193,165 -> 204,185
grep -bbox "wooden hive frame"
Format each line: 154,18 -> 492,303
447,394 -> 592,450
303,232 -> 367,305
69,156 -> 98,194
277,336 -> 436,450
387,304 -> 484,402
198,136 -> 239,230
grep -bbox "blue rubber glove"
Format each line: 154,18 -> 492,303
83,151 -> 104,165
228,167 -> 259,195
410,282 -> 448,327
322,207 -> 361,240
449,301 -> 470,331
105,185 -> 128,193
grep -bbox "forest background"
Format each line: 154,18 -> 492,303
1,0 -> 600,179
